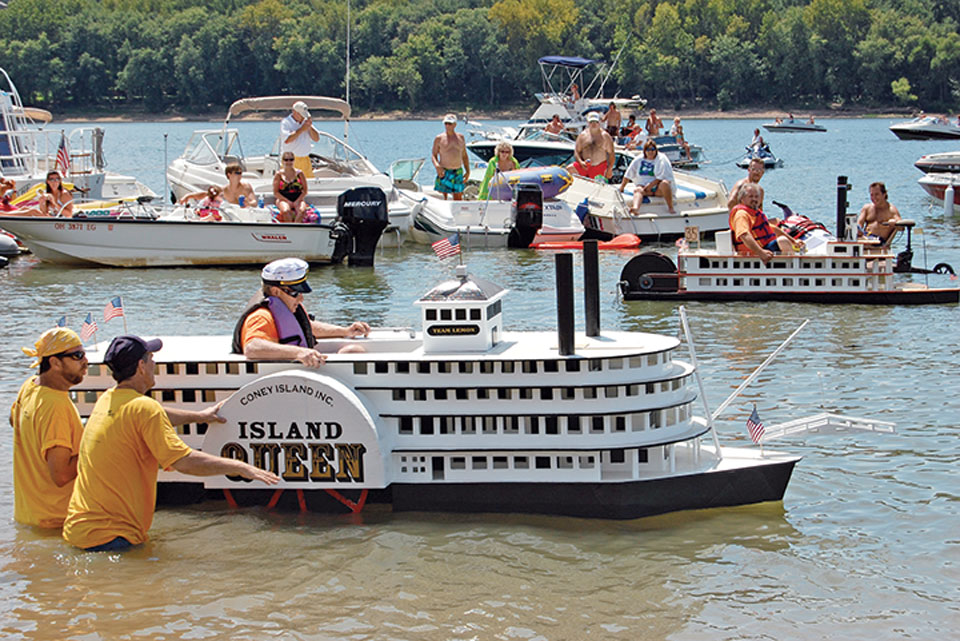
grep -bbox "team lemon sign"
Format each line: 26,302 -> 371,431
203,371 -> 387,489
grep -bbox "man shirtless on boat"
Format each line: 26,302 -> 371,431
729,183 -> 798,263
602,102 -> 621,138
645,109 -> 664,137
572,112 -> 614,181
727,157 -> 766,211
432,114 -> 470,201
857,182 -> 902,246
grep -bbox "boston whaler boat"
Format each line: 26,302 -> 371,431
165,96 -> 412,246
0,187 -> 390,267
68,247 -> 888,519
619,176 -> 959,304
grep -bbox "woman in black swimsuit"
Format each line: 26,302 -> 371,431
273,152 -> 309,223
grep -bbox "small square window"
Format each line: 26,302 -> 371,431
535,456 -> 551,469
375,362 -> 388,373
455,309 -> 466,320
440,309 -> 452,320
470,309 -> 481,320
472,456 -> 487,469
565,360 -> 581,372
426,309 -> 437,320
353,362 -> 368,375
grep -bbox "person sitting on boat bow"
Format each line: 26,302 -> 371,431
478,141 -> 519,200
729,183 -> 799,262
619,140 -> 676,214
669,117 -> 692,159
13,171 -> 74,217
180,185 -> 225,221
273,152 -> 310,223
0,177 -> 16,211
572,112 -> 614,181
233,257 -> 370,367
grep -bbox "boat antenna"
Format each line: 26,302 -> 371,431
163,133 -> 169,205
597,37 -> 630,99
345,0 -> 351,111
678,306 -> 723,456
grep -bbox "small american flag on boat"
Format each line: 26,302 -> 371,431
55,135 -> 70,175
103,296 -> 124,322
746,406 -> 765,443
432,233 -> 460,259
79,313 -> 98,342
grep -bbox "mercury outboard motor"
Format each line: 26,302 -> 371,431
336,186 -> 389,266
508,183 -> 543,248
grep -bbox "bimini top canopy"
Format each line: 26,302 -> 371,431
538,56 -> 599,69
225,96 -> 351,124
17,107 -> 53,123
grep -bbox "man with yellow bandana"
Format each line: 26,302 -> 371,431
11,328 -> 88,528
63,335 -> 279,552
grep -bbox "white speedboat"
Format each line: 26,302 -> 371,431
554,156 -> 729,239
763,119 -> 826,133
914,151 -> 960,174
165,96 -> 412,246
0,67 -> 155,201
0,192 -> 391,267
889,115 -> 960,140
69,253 -> 815,520
917,172 -> 960,205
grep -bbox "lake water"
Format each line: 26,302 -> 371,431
1,117 -> 958,640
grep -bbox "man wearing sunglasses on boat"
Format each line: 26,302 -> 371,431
233,257 -> 370,367
11,328 -> 89,529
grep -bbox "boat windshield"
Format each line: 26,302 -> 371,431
269,131 -> 373,175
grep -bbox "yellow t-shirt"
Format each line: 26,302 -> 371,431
62,387 -> 191,549
10,376 -> 84,528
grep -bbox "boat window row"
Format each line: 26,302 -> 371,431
388,377 -> 687,403
397,447 -> 670,476
352,353 -> 670,376
700,258 -> 886,271
697,276 -> 869,288
396,404 -> 690,436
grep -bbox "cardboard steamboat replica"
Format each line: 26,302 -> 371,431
619,177 -> 959,305
72,248 -> 887,519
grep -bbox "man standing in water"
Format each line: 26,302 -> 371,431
432,114 -> 470,201
857,182 -> 902,246
727,157 -> 766,211
572,112 -> 614,182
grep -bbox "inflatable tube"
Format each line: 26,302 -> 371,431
533,233 -> 641,250
487,166 -> 573,201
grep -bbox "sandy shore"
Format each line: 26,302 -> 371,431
58,105 -> 913,123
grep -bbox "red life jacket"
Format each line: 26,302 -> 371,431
729,204 -> 777,252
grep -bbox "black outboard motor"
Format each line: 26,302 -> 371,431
336,186 -> 389,266
508,183 -> 543,248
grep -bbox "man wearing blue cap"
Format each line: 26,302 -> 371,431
63,335 -> 280,551
232,257 -> 370,367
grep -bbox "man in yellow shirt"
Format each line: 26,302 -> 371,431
63,335 -> 279,552
11,328 -> 88,528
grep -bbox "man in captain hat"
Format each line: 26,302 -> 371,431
232,257 -> 371,367
280,100 -> 320,179
11,328 -> 89,528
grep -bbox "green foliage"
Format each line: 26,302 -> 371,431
0,0 -> 955,112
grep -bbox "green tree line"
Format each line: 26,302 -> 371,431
0,0 -> 957,113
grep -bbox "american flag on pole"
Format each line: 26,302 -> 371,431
746,406 -> 765,443
103,296 -> 125,322
431,233 -> 460,259
79,312 -> 98,342
55,135 -> 70,175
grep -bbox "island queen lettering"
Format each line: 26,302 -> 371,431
204,373 -> 386,489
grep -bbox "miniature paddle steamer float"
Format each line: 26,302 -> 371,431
72,249 -> 803,519
619,177 -> 959,305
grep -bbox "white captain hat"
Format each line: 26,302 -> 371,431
261,257 -> 312,293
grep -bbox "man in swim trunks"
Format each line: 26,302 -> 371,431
729,183 -> 798,263
727,157 -> 766,211
572,112 -> 614,181
432,114 -> 470,201
602,102 -> 621,138
645,108 -> 663,137
857,181 -> 902,246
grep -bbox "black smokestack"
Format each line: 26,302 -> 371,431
583,239 -> 600,337
555,253 -> 575,356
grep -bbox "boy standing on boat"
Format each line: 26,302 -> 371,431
572,112 -> 614,181
62,335 -> 280,551
432,114 -> 470,201
280,101 -> 320,179
233,257 -> 371,367
857,182 -> 902,246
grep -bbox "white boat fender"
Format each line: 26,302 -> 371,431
944,182 -> 955,217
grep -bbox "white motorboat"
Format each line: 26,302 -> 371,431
762,118 -> 826,133
554,156 -> 729,239
0,191 -> 391,267
914,150 -> 960,174
67,251 -> 824,520
889,115 -> 960,140
165,96 -> 412,246
917,172 -> 960,205
0,67 -> 155,201
393,160 -> 584,248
